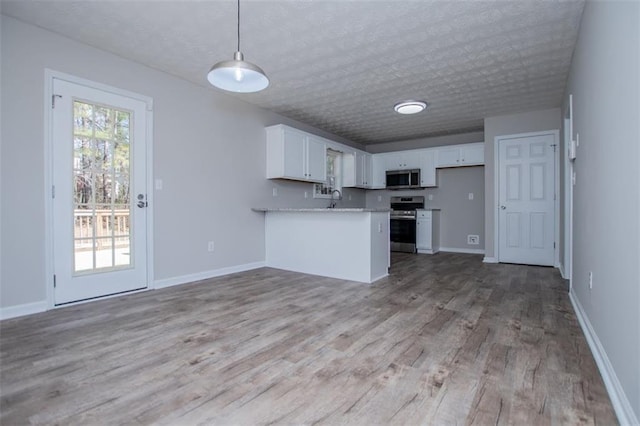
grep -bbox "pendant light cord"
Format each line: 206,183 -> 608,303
237,0 -> 241,52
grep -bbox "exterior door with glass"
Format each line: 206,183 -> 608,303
52,77 -> 150,304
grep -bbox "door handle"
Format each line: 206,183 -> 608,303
137,194 -> 147,208
500,205 -> 506,210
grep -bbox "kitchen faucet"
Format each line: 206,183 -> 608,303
328,189 -> 342,209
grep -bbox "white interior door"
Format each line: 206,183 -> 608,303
52,78 -> 149,304
498,133 -> 556,266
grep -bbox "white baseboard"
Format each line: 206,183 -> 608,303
570,291 -> 638,426
558,263 -> 567,279
483,256 -> 498,263
154,261 -> 266,289
0,300 -> 48,320
439,247 -> 485,255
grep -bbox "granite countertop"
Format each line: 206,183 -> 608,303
252,208 -> 391,213
417,208 -> 441,211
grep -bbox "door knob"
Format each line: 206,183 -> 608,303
500,205 -> 506,210
137,193 -> 147,208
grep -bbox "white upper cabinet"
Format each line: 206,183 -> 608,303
306,135 -> 327,182
370,155 -> 386,189
384,151 -> 420,170
280,127 -> 305,179
436,143 -> 485,168
419,150 -> 436,187
266,125 -> 326,183
461,143 -> 484,165
266,124 -> 483,189
355,151 -> 373,188
344,150 -> 383,189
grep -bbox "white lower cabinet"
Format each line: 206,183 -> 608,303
416,210 -> 440,254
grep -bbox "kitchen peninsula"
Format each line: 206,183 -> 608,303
252,208 -> 390,283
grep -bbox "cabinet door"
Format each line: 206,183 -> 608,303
416,218 -> 432,250
306,136 -> 327,182
282,128 -> 306,179
460,144 -> 484,165
419,150 -> 436,187
341,151 -> 357,187
362,153 -> 372,187
355,151 -> 372,187
386,152 -> 413,169
436,147 -> 461,167
403,151 -> 421,170
370,155 -> 386,189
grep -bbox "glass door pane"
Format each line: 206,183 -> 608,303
72,100 -> 132,274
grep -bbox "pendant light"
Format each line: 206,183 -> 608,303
207,0 -> 269,93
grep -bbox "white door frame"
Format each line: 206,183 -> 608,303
493,129 -> 560,267
563,95 -> 575,285
44,69 -> 154,309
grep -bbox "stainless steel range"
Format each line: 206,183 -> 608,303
390,196 -> 425,253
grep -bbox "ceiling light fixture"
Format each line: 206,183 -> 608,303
394,101 -> 428,115
207,0 -> 269,93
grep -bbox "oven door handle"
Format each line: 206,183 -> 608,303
390,216 -> 417,221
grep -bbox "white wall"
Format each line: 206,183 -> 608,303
0,15 -> 364,310
483,108 -> 561,260
564,0 -> 640,422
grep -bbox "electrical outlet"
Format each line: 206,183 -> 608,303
155,179 -> 163,190
468,193 -> 474,200
272,187 -> 278,197
377,195 -> 382,202
304,191 -> 308,199
349,195 -> 352,201
207,241 -> 215,252
467,235 -> 479,245
428,194 -> 433,201
589,271 -> 593,289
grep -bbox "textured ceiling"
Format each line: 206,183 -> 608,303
1,0 -> 585,144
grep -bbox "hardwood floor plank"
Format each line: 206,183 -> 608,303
0,253 -> 618,425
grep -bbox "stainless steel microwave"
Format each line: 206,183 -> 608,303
386,169 -> 421,189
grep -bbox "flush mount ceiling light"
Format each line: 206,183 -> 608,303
394,101 -> 428,115
207,0 -> 269,93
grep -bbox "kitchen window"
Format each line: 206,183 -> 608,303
314,149 -> 342,198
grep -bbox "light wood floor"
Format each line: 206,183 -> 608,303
1,253 -> 617,425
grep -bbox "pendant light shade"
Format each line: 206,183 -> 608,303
208,51 -> 269,93
207,0 -> 269,93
